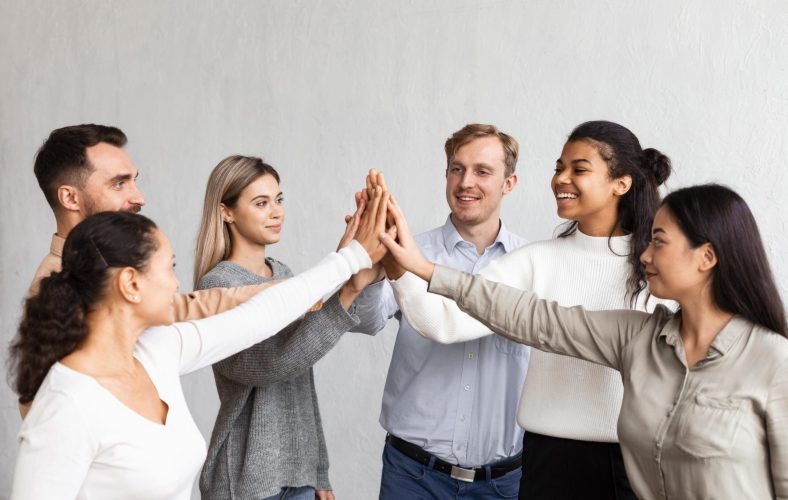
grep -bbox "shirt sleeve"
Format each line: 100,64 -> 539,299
349,279 -> 399,335
158,241 -> 371,375
212,291 -> 359,387
391,249 -> 532,343
766,358 -> 788,498
11,392 -> 97,500
427,265 -> 656,370
172,282 -> 277,321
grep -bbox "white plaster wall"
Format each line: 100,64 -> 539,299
1,1 -> 787,498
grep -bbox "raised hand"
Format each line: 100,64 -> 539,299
354,184 -> 395,264
336,191 -> 366,250
378,194 -> 435,282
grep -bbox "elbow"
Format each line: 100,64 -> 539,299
409,323 -> 452,344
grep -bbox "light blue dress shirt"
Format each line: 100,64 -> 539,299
352,216 -> 529,467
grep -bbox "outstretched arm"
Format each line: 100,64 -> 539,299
212,291 -> 358,387
378,191 -> 505,343
162,184 -> 394,374
425,265 -> 659,370
173,283 -> 276,321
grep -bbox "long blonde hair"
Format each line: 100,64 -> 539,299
193,155 -> 280,287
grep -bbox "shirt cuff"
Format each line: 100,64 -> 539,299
341,240 -> 372,272
426,264 -> 462,298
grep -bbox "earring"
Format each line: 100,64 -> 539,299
132,295 -> 139,301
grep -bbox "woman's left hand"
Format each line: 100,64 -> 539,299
316,489 -> 335,500
337,192 -> 366,251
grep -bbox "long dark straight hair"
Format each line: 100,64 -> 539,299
662,184 -> 786,337
558,121 -> 672,306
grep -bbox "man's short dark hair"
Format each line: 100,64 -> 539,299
33,124 -> 127,209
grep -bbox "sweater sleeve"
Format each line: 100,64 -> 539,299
11,392 -> 97,500
212,291 -> 359,387
145,241 -> 370,375
427,265 -> 656,371
392,248 -> 533,343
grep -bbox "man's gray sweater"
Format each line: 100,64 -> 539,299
197,258 -> 359,499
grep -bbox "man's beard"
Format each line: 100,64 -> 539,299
83,192 -> 141,215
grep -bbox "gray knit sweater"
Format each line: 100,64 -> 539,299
197,258 -> 359,499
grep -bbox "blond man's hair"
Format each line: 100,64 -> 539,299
444,124 -> 519,177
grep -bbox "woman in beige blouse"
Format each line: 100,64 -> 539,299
379,183 -> 788,499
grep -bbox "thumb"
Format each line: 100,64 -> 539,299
379,230 -> 403,255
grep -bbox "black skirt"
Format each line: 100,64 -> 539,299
519,431 -> 637,500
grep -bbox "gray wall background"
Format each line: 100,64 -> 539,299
1,1 -> 787,498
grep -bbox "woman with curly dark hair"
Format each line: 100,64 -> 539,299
8,187 -> 390,500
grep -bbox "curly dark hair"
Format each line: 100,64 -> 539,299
9,211 -> 158,404
558,121 -> 672,307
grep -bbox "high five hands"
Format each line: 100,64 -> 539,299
356,169 -> 436,283
337,176 -> 396,266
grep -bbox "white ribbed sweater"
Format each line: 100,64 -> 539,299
393,229 -> 656,442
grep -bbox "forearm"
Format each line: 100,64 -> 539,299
349,279 -> 394,334
392,272 -> 494,343
213,292 -> 358,386
173,282 -> 276,321
175,242 -> 371,374
339,281 -> 363,310
428,265 -> 648,369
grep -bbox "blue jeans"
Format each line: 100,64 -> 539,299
379,442 -> 520,499
263,486 -> 315,500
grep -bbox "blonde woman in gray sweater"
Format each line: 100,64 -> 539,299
194,156 -> 382,500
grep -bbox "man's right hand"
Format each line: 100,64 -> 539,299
378,194 -> 435,282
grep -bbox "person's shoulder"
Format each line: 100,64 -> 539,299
747,321 -> 788,362
27,253 -> 61,297
503,230 -> 529,250
501,237 -> 564,262
267,257 -> 293,278
25,365 -> 96,423
198,261 -> 249,289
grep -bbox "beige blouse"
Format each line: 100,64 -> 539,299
427,265 -> 788,500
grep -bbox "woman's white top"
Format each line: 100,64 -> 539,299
11,242 -> 370,500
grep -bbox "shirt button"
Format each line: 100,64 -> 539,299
468,353 -> 475,359
464,385 -> 471,391
460,415 -> 465,422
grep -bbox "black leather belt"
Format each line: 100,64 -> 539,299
386,434 -> 521,483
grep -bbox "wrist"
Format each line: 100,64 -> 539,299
339,283 -> 361,310
418,262 -> 436,282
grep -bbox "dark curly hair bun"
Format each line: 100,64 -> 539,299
642,148 -> 672,186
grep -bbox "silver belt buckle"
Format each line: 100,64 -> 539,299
450,465 -> 476,483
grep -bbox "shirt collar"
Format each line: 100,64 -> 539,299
658,313 -> 748,357
440,215 -> 515,254
50,234 -> 65,258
